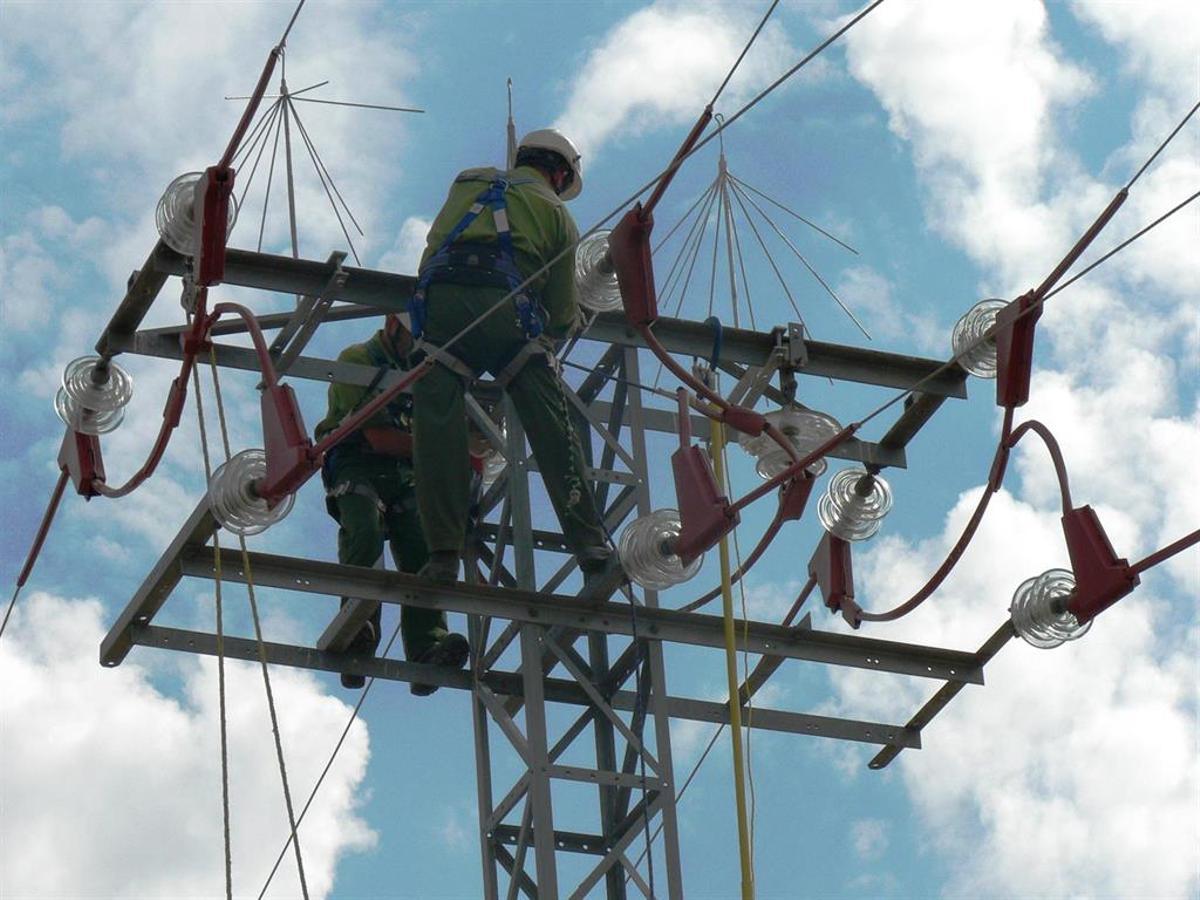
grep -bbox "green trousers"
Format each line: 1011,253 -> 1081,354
413,283 -> 608,560
327,450 -> 447,660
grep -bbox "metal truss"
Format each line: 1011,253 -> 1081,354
97,243 -> 1013,899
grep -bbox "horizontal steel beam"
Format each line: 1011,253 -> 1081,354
99,500 -> 218,667
133,624 -> 917,747
869,621 -> 1014,769
113,245 -> 967,399
178,546 -> 983,684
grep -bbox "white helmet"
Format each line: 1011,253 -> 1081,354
517,128 -> 583,201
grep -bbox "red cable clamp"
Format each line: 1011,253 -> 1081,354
1063,505 -> 1139,624
608,206 -> 658,328
57,428 -> 105,499
995,290 -> 1042,408
778,472 -> 816,522
671,444 -> 738,565
722,405 -> 766,438
257,383 -> 315,504
808,532 -> 861,628
195,165 -> 235,288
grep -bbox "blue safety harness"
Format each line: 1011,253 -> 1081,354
409,175 -> 545,341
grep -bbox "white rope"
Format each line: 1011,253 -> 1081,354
208,351 -> 310,900
191,338 -> 235,899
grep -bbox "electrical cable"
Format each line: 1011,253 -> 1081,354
710,0 -> 781,107
0,470 -> 70,643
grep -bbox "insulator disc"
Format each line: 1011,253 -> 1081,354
575,230 -> 622,313
739,407 -> 841,480
1009,568 -> 1091,649
54,356 -> 133,434
618,508 -> 702,591
155,171 -> 239,257
951,298 -> 1006,378
208,449 -> 294,536
817,467 -> 893,542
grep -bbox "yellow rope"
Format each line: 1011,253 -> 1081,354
710,416 -> 755,899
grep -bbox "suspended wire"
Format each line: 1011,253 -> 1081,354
1045,189 -> 1200,300
256,620 -> 404,899
1125,99 -> 1199,190
394,0 -> 890,407
854,189 -> 1200,435
730,173 -> 858,255
730,177 -> 871,339
278,0 -> 307,47
194,347 -> 234,900
207,360 -> 310,900
710,0 -> 781,106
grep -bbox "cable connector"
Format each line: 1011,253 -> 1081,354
995,290 -> 1042,408
57,427 -> 105,499
257,382 -> 314,504
808,532 -> 860,628
608,207 -> 658,327
1063,506 -> 1139,624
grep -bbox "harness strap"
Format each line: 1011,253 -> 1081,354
492,340 -> 556,390
415,339 -> 478,383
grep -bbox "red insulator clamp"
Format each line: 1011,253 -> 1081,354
778,472 -> 816,522
808,532 -> 861,628
196,165 -> 234,287
57,428 -> 105,499
671,444 -> 739,565
722,405 -> 766,438
257,383 -> 314,504
995,290 -> 1042,408
608,205 -> 658,327
1063,505 -> 1139,624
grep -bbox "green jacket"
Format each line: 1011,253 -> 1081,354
314,330 -> 413,449
420,165 -> 580,338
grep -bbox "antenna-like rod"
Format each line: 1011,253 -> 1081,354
506,78 -> 517,169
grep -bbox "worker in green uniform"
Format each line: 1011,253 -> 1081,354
315,312 -> 469,692
410,128 -> 614,584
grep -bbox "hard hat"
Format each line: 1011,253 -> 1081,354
517,128 -> 583,201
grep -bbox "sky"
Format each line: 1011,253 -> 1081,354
1,1 -> 1197,898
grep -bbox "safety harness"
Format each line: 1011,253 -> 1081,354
321,335 -> 417,519
409,174 -> 548,385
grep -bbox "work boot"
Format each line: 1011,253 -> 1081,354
410,632 -> 470,696
417,550 -> 460,585
339,620 -> 379,690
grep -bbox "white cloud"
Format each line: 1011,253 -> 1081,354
378,215 -> 432,274
0,592 -> 375,898
832,4 -> 1199,897
850,818 -> 888,861
835,265 -> 943,354
555,1 -> 797,162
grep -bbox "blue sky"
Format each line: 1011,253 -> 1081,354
1,1 -> 1197,898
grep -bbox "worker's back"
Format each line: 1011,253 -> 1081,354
420,165 -> 580,337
